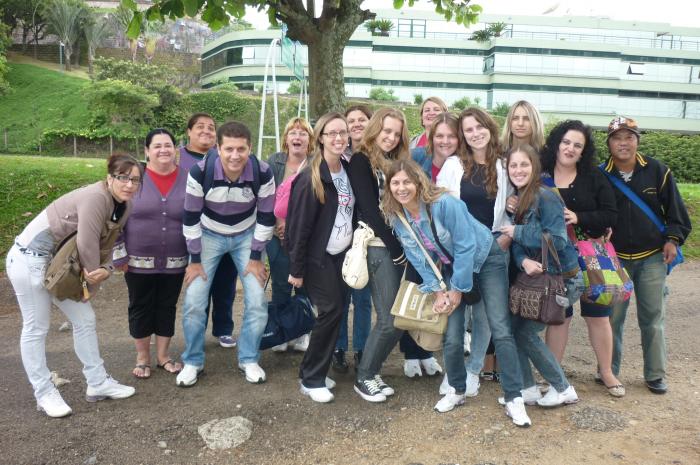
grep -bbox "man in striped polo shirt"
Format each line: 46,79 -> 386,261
177,121 -> 276,387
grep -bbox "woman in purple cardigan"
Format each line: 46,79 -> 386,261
114,128 -> 188,379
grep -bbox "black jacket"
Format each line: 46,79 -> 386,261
550,168 -> 618,238
285,158 -> 356,278
347,152 -> 405,263
602,153 -> 691,260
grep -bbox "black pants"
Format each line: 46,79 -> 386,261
299,252 -> 350,388
125,272 -> 185,338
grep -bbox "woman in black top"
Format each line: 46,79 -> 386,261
541,120 -> 624,397
347,107 -> 411,402
286,112 -> 356,403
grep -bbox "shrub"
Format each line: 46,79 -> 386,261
452,96 -> 477,111
287,79 -> 302,95
369,87 -> 398,102
413,94 -> 423,105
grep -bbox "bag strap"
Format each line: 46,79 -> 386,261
541,232 -> 563,272
598,163 -> 666,234
426,206 -> 454,264
397,212 -> 447,291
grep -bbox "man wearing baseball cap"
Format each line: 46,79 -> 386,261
600,116 -> 691,394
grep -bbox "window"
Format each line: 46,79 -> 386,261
226,48 -> 243,66
627,63 -> 645,75
483,55 -> 495,73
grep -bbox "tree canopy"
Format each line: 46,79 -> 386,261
121,0 -> 482,119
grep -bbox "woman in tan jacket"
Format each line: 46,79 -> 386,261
6,153 -> 141,418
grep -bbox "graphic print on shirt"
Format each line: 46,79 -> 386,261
333,175 -> 353,241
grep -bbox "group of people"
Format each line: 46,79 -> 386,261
7,99 -> 691,428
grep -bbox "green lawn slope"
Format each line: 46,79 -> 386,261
0,63 -> 92,152
0,154 -> 696,272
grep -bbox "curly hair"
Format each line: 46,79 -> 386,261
541,119 -> 596,175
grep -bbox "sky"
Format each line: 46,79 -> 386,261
244,0 -> 700,30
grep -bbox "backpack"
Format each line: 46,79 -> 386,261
201,151 -> 262,197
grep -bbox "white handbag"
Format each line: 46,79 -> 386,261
342,221 -> 374,289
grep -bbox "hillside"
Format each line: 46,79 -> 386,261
0,63 -> 92,152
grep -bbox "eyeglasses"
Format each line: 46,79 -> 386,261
323,130 -> 349,139
288,131 -> 309,138
112,174 -> 142,185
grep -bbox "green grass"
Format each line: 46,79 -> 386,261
0,64 -> 92,152
0,155 -> 697,272
0,155 -> 106,270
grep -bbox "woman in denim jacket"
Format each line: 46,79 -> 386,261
500,144 -> 580,408
382,159 -> 490,414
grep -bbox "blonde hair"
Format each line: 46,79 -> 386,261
458,107 -> 502,198
281,117 -> 314,155
426,112 -> 461,158
309,112 -> 347,204
357,107 -> 410,175
419,96 -> 448,128
381,159 -> 449,222
501,100 -> 545,151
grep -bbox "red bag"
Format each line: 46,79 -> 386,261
273,159 -> 306,219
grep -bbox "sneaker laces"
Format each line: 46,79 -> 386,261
374,374 -> 387,387
363,378 -> 383,395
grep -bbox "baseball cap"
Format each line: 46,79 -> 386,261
607,116 -> 641,140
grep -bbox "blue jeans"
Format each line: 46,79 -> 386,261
443,294 -> 468,393
182,229 -> 268,367
611,253 -> 667,381
464,300 -> 491,375
356,246 -> 404,381
512,315 -> 570,392
208,254 -> 236,337
473,240 -> 523,401
266,236 -> 306,306
336,285 -> 372,352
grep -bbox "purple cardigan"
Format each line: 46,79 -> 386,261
113,168 -> 189,274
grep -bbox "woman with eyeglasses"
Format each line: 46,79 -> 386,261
409,96 -> 448,150
6,153 -> 141,418
285,113 -> 356,403
113,129 -> 188,379
266,117 -> 314,353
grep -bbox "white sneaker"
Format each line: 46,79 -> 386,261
271,342 -> 288,352
37,389 -> 72,418
505,397 -> 532,427
176,364 -> 202,387
439,374 -> 455,395
537,385 -> 579,408
465,371 -> 480,397
498,385 -> 543,406
292,334 -> 310,352
404,359 -> 422,378
463,330 -> 471,354
239,362 -> 266,384
86,376 -> 136,402
420,357 -> 443,376
434,392 -> 466,413
300,384 -> 334,403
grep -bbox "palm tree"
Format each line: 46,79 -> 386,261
44,0 -> 84,71
469,29 -> 492,43
83,13 -> 110,75
487,22 -> 508,38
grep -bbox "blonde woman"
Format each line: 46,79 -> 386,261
347,107 -> 411,402
501,100 -> 545,152
409,96 -> 448,149
286,113 -> 355,403
267,117 -> 314,352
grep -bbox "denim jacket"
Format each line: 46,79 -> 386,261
411,147 -> 432,178
512,187 -> 579,274
390,194 -> 493,293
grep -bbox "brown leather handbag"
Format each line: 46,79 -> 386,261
509,233 -> 569,325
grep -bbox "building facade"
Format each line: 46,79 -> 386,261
200,10 -> 700,132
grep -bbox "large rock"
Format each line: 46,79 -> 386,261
198,417 -> 253,450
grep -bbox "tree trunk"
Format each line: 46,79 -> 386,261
88,49 -> 94,75
64,46 -> 72,71
306,38 -> 346,119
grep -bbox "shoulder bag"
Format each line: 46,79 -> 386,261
509,232 -> 569,325
342,221 -> 374,289
43,232 -> 89,302
390,213 -> 448,336
577,237 -> 633,306
599,164 -> 684,274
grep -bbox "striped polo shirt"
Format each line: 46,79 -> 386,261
183,156 -> 276,262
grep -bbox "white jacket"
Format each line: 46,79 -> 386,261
436,155 -> 513,231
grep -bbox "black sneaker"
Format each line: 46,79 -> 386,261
354,379 -> 387,402
331,349 -> 349,373
374,374 -> 395,396
646,378 -> 668,394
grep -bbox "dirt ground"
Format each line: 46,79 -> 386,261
0,263 -> 698,465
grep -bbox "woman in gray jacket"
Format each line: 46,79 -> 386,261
6,153 -> 141,418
